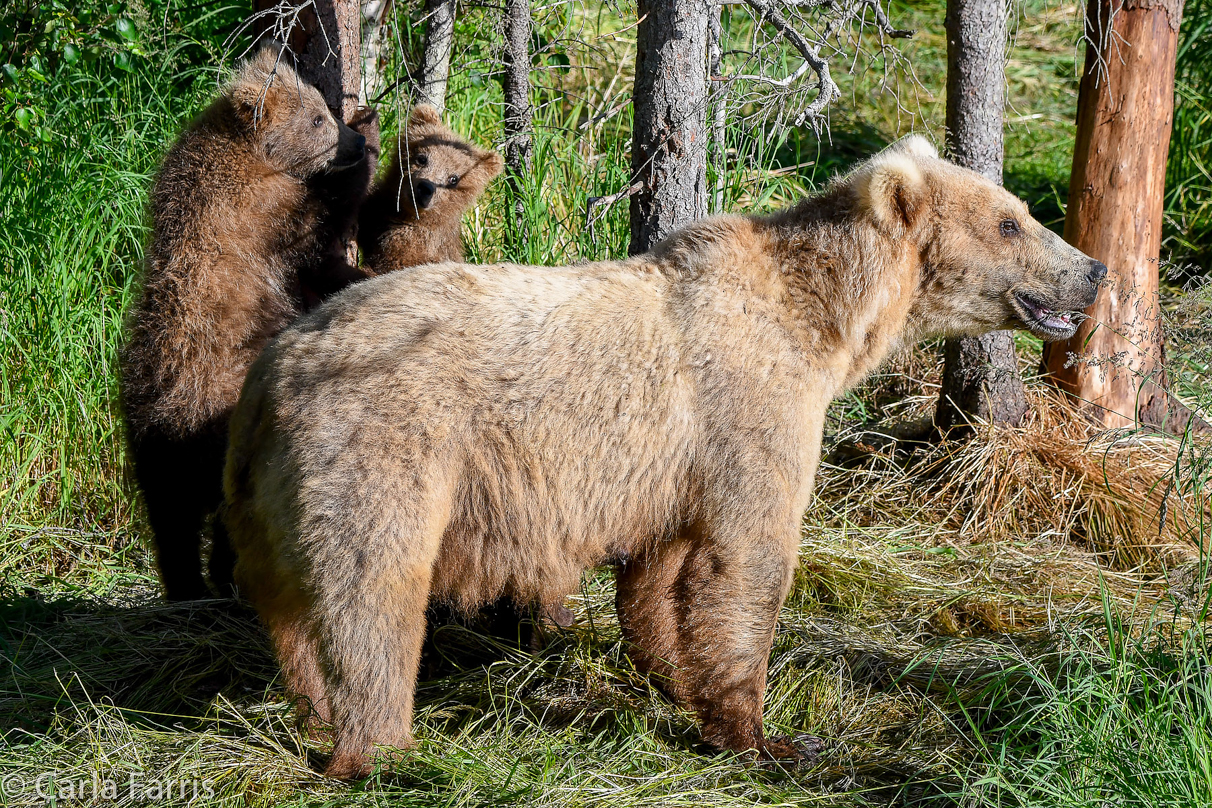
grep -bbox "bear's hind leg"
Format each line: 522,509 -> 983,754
133,432 -> 224,601
619,519 -> 813,763
616,534 -> 695,704
207,516 -> 238,597
314,505 -> 448,780
234,550 -> 330,725
263,587 -> 330,725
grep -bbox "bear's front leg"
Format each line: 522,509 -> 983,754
618,517 -> 820,763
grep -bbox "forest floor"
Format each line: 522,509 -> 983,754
2,1 -> 1211,805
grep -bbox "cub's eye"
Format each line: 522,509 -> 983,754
413,153 -> 429,167
447,175 -> 459,188
312,114 -> 324,128
1000,218 -> 1020,237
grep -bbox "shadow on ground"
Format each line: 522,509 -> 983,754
0,592 -> 275,736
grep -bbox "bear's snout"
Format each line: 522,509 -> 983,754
413,180 -> 436,209
332,125 -> 367,169
1087,260 -> 1108,285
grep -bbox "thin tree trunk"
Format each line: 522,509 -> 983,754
934,0 -> 1028,433
709,6 -> 727,214
502,0 -> 533,176
360,0 -> 391,104
629,0 -> 711,255
253,0 -> 363,120
501,0 -> 533,244
417,0 -> 455,112
1042,0 -> 1189,431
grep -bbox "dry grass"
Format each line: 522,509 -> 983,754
4,390 -> 1209,805
822,387 -> 1209,577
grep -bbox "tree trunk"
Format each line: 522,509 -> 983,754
360,0 -> 391,104
934,0 -> 1028,433
709,6 -> 727,214
252,0 -> 363,120
629,0 -> 711,255
1042,0 -> 1188,431
501,0 -> 532,245
417,0 -> 455,112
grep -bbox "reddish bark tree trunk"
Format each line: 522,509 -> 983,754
1042,0 -> 1187,430
252,0 -> 364,120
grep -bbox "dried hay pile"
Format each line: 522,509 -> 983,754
814,385 -> 1211,634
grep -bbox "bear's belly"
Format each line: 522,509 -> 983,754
426,466 -> 683,610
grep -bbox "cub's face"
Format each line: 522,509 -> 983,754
380,104 -> 504,219
854,136 -> 1104,341
231,48 -> 367,178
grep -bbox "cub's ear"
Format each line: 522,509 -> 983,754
236,44 -> 291,89
407,104 -> 443,132
230,45 -> 290,119
852,151 -> 928,233
478,149 -> 504,181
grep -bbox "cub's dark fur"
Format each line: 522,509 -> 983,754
121,48 -> 376,600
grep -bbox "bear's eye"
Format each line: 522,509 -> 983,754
312,114 -> 324,128
447,175 -> 460,188
413,153 -> 429,167
1000,218 -> 1020,237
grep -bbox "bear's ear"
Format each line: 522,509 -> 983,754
478,149 -> 504,181
408,104 -> 443,132
852,151 -> 928,233
230,45 -> 290,119
885,133 -> 938,161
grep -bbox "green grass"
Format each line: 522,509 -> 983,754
2,1 -> 1212,805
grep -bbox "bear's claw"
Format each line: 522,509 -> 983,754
760,733 -> 825,768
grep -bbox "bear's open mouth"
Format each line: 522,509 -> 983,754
1014,292 -> 1079,339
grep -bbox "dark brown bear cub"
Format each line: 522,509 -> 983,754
358,104 -> 502,272
121,47 -> 375,601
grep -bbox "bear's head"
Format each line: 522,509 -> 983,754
851,136 -> 1105,341
229,46 -> 367,178
377,104 -> 504,220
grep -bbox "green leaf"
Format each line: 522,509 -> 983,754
115,17 -> 137,42
114,51 -> 132,72
1,64 -> 18,84
14,107 -> 34,131
62,44 -> 80,65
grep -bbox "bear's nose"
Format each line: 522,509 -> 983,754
414,179 -> 436,208
1087,261 -> 1108,285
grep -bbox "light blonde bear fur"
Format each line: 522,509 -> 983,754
223,136 -> 1105,779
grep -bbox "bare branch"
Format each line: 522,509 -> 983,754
586,181 -> 642,240
713,0 -> 914,129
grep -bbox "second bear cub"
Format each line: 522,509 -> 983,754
358,104 -> 502,271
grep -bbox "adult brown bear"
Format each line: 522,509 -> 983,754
224,136 -> 1105,778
